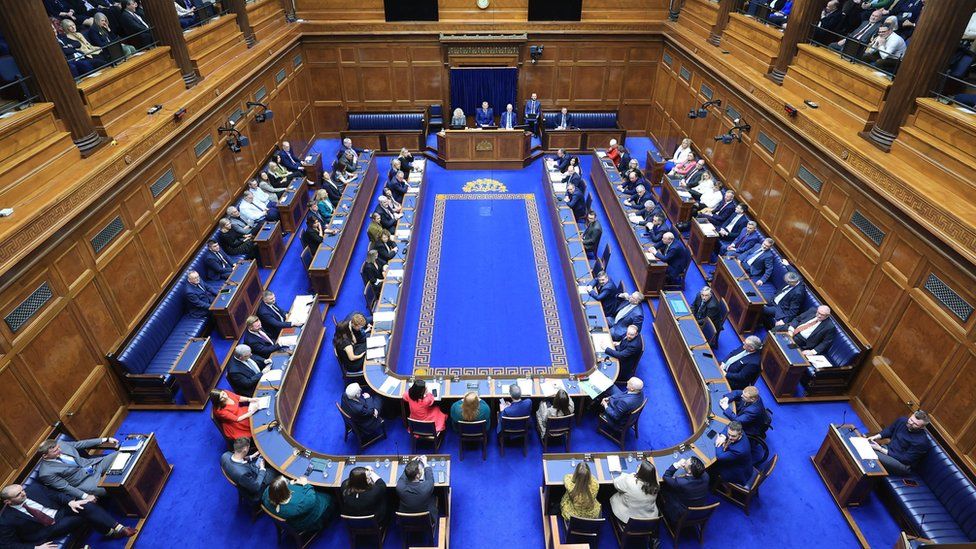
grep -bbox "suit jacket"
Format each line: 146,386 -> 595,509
337,154 -> 357,174
705,199 -> 737,226
582,219 -> 602,252
242,329 -> 285,360
728,229 -> 762,254
610,303 -> 644,340
789,308 -> 837,355
0,483 -> 88,546
627,192 -> 653,210
645,223 -> 668,245
718,213 -> 749,241
691,294 -> 722,332
118,9 -> 153,47
737,243 -> 776,285
662,465 -> 710,511
714,435 -> 753,486
500,398 -> 533,422
722,346 -> 761,390
341,394 -> 384,440
386,177 -> 408,203
555,112 -> 573,128
617,151 -> 633,175
203,249 -> 234,282
396,467 -> 438,520
722,391 -> 767,437
655,240 -> 690,281
184,282 -> 216,318
604,390 -> 644,427
475,107 -> 494,126
566,190 -> 586,220
220,452 -> 269,501
227,357 -> 263,396
524,99 -> 541,119
499,111 -> 517,129
563,171 -> 585,192
256,301 -> 289,339
374,205 -> 397,232
554,155 -> 571,173
589,280 -> 621,317
276,148 -> 303,172
606,336 -> 643,380
768,281 -> 805,323
36,439 -> 109,499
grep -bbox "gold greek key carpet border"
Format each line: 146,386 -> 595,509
413,193 -> 567,375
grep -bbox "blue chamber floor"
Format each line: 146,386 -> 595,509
94,138 -> 902,548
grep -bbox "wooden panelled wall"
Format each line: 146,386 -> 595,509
0,43 -> 314,486
306,36 -> 662,137
650,44 -> 976,473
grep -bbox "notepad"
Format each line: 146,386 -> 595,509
606,455 -> 622,473
628,214 -> 644,224
395,229 -> 411,240
587,369 -> 614,393
118,438 -> 144,452
380,376 -> 401,394
591,333 -> 614,352
261,369 -> 283,383
540,379 -> 566,397
366,347 -> 385,360
254,396 -> 271,410
108,453 -> 131,473
595,151 -> 607,158
367,335 -> 387,349
290,295 -> 315,324
808,355 -> 832,369
578,285 -> 591,294
388,269 -> 404,279
850,437 -> 879,460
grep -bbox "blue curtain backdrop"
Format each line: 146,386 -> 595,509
449,68 -> 518,120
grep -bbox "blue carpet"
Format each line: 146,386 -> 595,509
91,138 -> 902,548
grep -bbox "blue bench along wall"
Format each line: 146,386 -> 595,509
542,111 -> 619,130
341,112 -> 427,152
880,431 -> 976,543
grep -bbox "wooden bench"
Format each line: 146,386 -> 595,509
0,103 -> 80,209
184,14 -> 247,79
721,13 -> 783,75
247,0 -> 288,42
891,98 -> 976,193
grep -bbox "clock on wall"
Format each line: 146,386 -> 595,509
477,0 -> 490,9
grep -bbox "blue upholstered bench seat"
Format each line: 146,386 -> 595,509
543,111 -> 618,129
347,112 -> 425,131
880,432 -> 976,543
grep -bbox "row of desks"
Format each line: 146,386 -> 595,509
308,152 -> 379,301
589,151 -> 667,298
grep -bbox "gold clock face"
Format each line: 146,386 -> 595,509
477,0 -> 490,9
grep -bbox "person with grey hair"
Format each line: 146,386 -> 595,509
226,205 -> 258,236
86,12 -> 137,61
605,324 -> 643,380
763,270 -> 805,328
720,336 -> 762,390
258,170 -> 289,197
374,195 -> 400,232
498,383 -> 533,433
239,191 -> 273,225
227,344 -> 270,396
599,377 -> 645,429
340,382 -> 384,442
0,480 -> 136,542
337,137 -> 361,163
610,292 -> 644,341
736,237 -> 776,295
184,270 -> 217,319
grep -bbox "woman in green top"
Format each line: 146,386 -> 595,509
263,476 -> 334,533
560,462 -> 601,522
449,392 -> 490,432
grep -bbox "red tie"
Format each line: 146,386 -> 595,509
794,318 -> 819,336
24,501 -> 55,526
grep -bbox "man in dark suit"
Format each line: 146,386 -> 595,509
337,149 -> 358,174
374,196 -> 399,232
118,0 -> 154,48
644,214 -> 669,246
499,103 -> 517,130
581,211 -> 602,255
227,344 -> 269,396
589,272 -> 621,318
763,270 -> 805,328
0,482 -> 135,544
624,185 -> 653,211
220,437 -> 270,502
242,316 -> 291,360
812,0 -> 845,43
386,170 -> 408,203
599,377 -> 644,429
715,204 -> 750,247
616,147 -> 633,177
36,438 -> 119,499
721,220 -> 761,256
553,149 -> 571,172
737,238 -> 777,296
720,386 -> 768,438
563,170 -> 586,193
654,233 -> 691,285
564,183 -> 586,221
276,141 -> 304,173
336,137 -> 362,162
618,171 -> 646,196
830,8 -> 883,56
475,101 -> 494,126
203,240 -> 234,284
86,12 -> 129,63
785,305 -> 836,357
524,93 -> 541,134
720,336 -> 763,390
661,457 -> 710,524
691,286 -> 723,333
555,107 -> 572,129
605,325 -> 642,380
184,271 -> 216,318
702,190 -> 737,226
396,457 -> 438,521
610,292 -> 644,341
498,385 -> 533,433
341,383 -> 384,442
711,422 -> 753,486
256,291 -> 297,340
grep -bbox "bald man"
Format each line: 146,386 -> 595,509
786,305 -> 836,356
599,377 -> 645,429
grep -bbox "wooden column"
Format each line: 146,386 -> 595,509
0,0 -> 103,153
225,0 -> 256,47
140,0 -> 199,86
768,0 -> 825,83
668,0 -> 686,21
865,0 -> 976,150
708,0 -> 737,46
280,0 -> 297,22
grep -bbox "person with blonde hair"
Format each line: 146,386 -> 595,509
450,392 -> 489,432
313,188 -> 333,222
61,19 -> 103,61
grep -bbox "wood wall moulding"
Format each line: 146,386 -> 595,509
890,98 -> 976,194
720,13 -> 782,75
678,0 -> 720,38
184,14 -> 248,78
247,0 -> 288,42
0,104 -> 81,212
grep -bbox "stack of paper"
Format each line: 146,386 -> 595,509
578,284 -> 591,294
588,369 -> 614,393
109,453 -> 131,473
277,334 -> 299,346
366,347 -> 385,360
808,355 -> 832,370
606,454 -> 622,473
540,379 -> 566,397
380,376 -> 400,394
850,437 -> 879,460
677,190 -> 692,199
395,229 -> 411,240
595,151 -> 607,158
367,335 -> 387,349
289,295 -> 315,324
628,214 -> 644,224
253,396 -> 271,410
552,183 -> 567,194
374,310 -> 395,323
261,369 -> 283,383
591,333 -> 613,352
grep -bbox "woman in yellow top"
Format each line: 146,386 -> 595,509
61,19 -> 103,60
560,462 -> 601,522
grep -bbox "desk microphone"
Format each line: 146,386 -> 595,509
842,410 -> 847,430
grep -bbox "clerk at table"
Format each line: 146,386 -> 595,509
475,101 -> 494,126
396,457 -> 438,521
867,410 -> 931,476
341,383 -> 385,442
598,377 -> 645,429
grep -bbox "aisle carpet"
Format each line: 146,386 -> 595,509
91,138 -> 901,548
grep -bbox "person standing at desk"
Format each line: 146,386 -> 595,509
605,325 -> 642,381
396,457 -> 438,521
555,107 -> 572,130
524,93 -> 541,134
867,410 -> 931,475
582,211 -> 602,256
475,101 -> 494,127
450,108 -> 466,128
500,104 -> 517,129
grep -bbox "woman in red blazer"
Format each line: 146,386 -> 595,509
402,379 -> 447,433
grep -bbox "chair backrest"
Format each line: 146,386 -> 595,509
755,454 -> 778,491
429,104 -> 442,116
678,501 -> 720,530
701,318 -> 717,346
364,283 -> 377,309
335,401 -> 356,430
458,419 -> 487,437
717,298 -> 729,328
408,417 -> 437,437
546,414 -> 575,436
396,510 -> 434,531
300,246 -> 312,270
500,415 -> 530,434
567,515 -> 605,542
341,514 -> 382,536
624,516 -> 661,537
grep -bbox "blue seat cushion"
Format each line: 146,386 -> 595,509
348,113 -> 424,131
143,316 -> 209,375
543,111 -> 618,129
